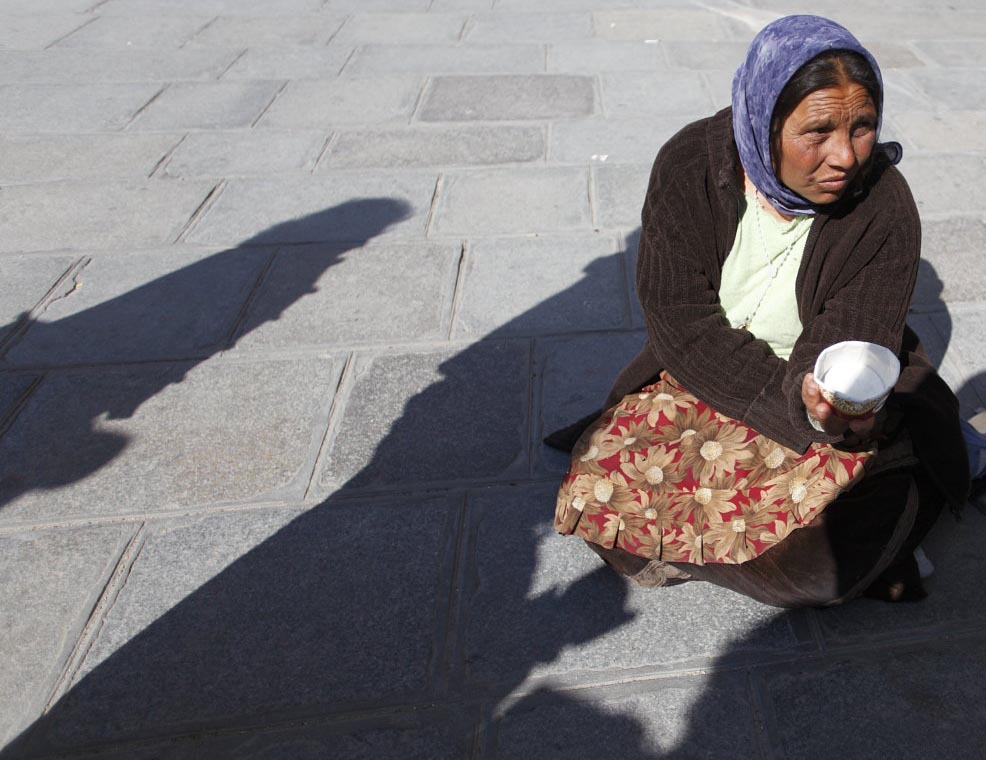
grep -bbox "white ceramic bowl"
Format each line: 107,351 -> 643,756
813,341 -> 900,418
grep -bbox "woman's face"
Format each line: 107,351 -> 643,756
775,81 -> 878,205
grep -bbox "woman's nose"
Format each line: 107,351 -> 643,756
827,130 -> 857,170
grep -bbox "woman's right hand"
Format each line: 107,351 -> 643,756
802,372 -> 876,437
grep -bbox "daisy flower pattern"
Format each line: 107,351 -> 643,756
554,373 -> 874,565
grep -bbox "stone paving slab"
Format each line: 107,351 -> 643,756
333,12 -> 468,44
546,40 -> 662,73
0,524 -> 134,749
934,307 -> 986,413
0,49 -> 239,84
893,111 -> 986,153
910,309 -> 986,415
464,13 -> 593,43
0,373 -> 39,424
80,709 -> 475,760
187,13 -> 347,47
490,675 -> 760,760
882,71 -> 938,113
826,9 -> 986,40
896,155 -> 986,217
0,356 -> 340,523
452,235 -> 629,338
326,0 -> 430,9
186,174 -> 434,246
913,39 -> 986,67
130,81 -> 284,131
459,484 -> 808,689
345,43 -> 546,76
0,254 -> 77,342
535,330 -> 646,473
22,497 -> 458,751
52,13 -> 211,49
600,71 -> 714,118
5,247 -> 272,365
325,125 -> 544,169
859,41 -> 926,70
97,0 -> 325,15
317,342 -> 530,494
914,217 -> 986,308
549,117 -> 670,165
661,40 -> 751,70
592,9 -> 743,41
257,76 -> 423,127
220,46 -> 353,81
909,68 -> 986,111
161,130 -> 326,177
419,75 -> 596,122
0,0 -> 94,13
0,83 -> 160,132
811,507 -> 986,646
0,134 -> 179,183
0,14 -> 89,50
0,180 -> 216,254
232,241 -> 460,350
593,164 -> 650,230
431,167 -> 592,237
759,636 -> 986,757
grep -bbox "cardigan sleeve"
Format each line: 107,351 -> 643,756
635,145 -> 920,454
782,169 -> 922,448
635,145 -> 807,450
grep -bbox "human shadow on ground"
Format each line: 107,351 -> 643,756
1,220 -> 788,759
4,228 -> 982,758
0,198 -> 411,513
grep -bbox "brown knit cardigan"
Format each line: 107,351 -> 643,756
604,107 -> 969,510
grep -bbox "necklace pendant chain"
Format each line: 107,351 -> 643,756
741,189 -> 799,331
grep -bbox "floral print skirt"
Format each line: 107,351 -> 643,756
554,373 -> 876,565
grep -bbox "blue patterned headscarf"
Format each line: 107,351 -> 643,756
732,14 -> 901,216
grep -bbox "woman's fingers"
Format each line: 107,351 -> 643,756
801,372 -> 820,407
803,372 -> 853,435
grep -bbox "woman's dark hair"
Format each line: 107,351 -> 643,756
770,50 -> 881,164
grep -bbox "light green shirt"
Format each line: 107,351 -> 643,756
719,193 -> 813,360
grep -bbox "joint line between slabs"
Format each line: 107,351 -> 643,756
251,81 -> 289,128
616,229 -> 633,328
123,84 -> 170,131
424,173 -> 445,238
174,179 -> 227,244
446,240 -> 468,341
435,491 -> 470,698
45,15 -> 98,50
0,256 -> 91,359
181,15 -> 220,49
337,46 -> 359,76
222,248 -> 279,348
588,168 -> 599,229
44,524 -> 148,713
303,351 -> 356,502
148,133 -> 188,179
311,131 -> 338,174
218,48 -> 249,80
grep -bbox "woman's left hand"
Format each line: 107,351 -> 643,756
802,372 -> 876,437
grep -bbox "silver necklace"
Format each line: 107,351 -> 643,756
737,191 -> 805,330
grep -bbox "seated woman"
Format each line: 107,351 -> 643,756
550,15 -> 969,607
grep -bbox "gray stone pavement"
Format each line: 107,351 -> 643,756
2,0 -> 986,757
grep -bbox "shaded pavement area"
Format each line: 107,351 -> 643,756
3,0 -> 986,757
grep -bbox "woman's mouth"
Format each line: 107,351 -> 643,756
817,176 -> 849,192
